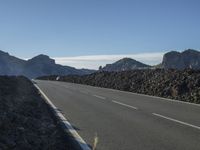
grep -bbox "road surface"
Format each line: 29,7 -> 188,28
35,80 -> 200,150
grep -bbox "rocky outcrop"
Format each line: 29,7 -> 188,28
100,58 -> 150,72
0,50 -> 95,78
162,49 -> 200,70
0,76 -> 75,149
38,69 -> 200,104
23,54 -> 87,78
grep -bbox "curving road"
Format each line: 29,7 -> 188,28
35,80 -> 200,150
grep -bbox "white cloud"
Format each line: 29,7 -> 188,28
54,52 -> 165,69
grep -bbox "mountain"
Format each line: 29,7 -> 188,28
100,58 -> 150,72
162,49 -> 200,70
0,50 -> 26,75
0,50 -> 95,78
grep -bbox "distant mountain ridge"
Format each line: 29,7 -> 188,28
1,49 -> 200,78
100,58 -> 150,72
100,49 -> 200,72
0,50 -> 95,78
161,49 -> 200,70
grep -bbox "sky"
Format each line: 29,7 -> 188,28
0,0 -> 200,69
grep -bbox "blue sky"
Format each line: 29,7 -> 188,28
0,0 -> 200,68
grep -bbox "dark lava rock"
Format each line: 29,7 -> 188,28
38,69 -> 200,104
0,76 -> 75,150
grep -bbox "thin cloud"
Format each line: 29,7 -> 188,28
54,52 -> 165,69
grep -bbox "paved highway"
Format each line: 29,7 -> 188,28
36,80 -> 200,150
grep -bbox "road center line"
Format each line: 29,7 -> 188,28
112,100 -> 138,110
93,95 -> 106,100
152,113 -> 200,130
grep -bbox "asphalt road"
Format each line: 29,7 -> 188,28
35,80 -> 200,150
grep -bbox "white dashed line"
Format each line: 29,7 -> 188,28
152,113 -> 200,130
112,100 -> 138,110
93,95 -> 106,100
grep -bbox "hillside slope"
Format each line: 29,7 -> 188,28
0,51 -> 26,75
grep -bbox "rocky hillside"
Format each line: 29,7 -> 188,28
162,49 -> 200,70
100,58 -> 150,72
0,76 -> 75,149
0,50 -> 95,78
38,69 -> 200,104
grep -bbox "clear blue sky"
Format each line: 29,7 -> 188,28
0,0 -> 199,58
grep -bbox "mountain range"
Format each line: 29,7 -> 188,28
0,49 -> 200,78
0,50 -> 95,78
99,49 -> 200,72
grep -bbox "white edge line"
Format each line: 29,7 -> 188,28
152,113 -> 200,130
112,100 -> 138,110
34,84 -> 91,150
93,94 -> 106,100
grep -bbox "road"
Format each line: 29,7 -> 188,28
35,80 -> 200,150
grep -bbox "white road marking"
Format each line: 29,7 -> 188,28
93,95 -> 106,100
62,81 -> 200,107
36,80 -> 200,107
152,113 -> 200,130
112,100 -> 138,110
34,84 -> 91,150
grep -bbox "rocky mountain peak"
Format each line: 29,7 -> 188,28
28,54 -> 55,64
162,49 -> 200,69
101,57 -> 150,72
182,49 -> 200,56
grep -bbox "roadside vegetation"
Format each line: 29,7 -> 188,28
38,69 -> 200,104
0,76 -> 75,150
